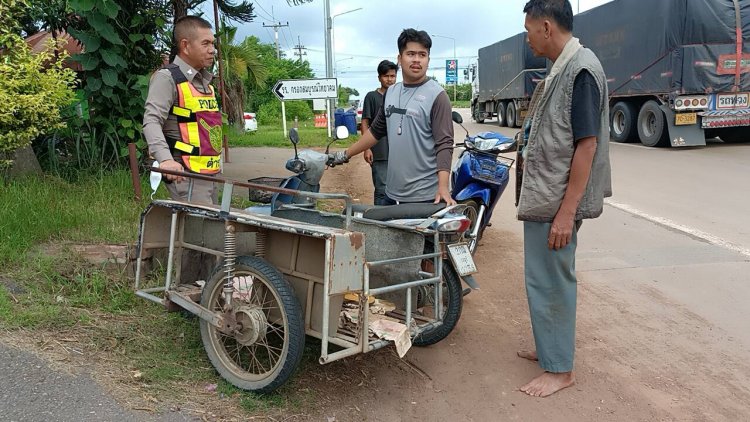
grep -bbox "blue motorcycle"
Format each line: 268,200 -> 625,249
450,111 -> 516,254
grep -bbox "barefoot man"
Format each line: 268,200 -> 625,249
515,0 -> 612,397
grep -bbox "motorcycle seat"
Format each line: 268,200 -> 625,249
350,203 -> 446,221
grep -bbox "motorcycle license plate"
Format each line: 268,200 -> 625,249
447,243 -> 477,276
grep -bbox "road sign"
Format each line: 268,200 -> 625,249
273,78 -> 338,101
446,59 -> 458,84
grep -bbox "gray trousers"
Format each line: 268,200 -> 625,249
165,177 -> 217,205
523,221 -> 579,373
371,160 -> 388,206
165,177 -> 218,284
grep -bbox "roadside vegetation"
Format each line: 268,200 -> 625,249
0,0 -> 345,418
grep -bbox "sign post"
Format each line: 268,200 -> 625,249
273,78 -> 338,138
446,59 -> 458,102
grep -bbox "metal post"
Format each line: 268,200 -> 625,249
127,143 -> 142,201
324,0 -> 333,134
282,101 -> 287,138
212,0 -> 230,163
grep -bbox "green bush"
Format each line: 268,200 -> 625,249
257,100 -> 313,125
0,2 -> 77,175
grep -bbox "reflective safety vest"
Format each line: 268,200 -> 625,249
165,64 -> 222,174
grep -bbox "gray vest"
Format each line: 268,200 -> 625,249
382,79 -> 444,202
517,47 -> 613,222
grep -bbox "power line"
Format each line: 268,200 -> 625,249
262,21 -> 290,59
294,36 -> 308,63
253,0 -> 275,21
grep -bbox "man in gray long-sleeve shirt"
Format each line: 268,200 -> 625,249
143,16 -> 219,205
328,29 -> 455,205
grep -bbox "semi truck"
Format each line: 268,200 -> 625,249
471,32 -> 544,128
472,0 -> 750,146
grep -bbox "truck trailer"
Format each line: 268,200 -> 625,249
471,32 -> 545,128
472,0 -> 750,146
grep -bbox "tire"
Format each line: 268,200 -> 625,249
459,199 -> 482,255
506,102 -> 518,128
412,252 -> 463,347
472,103 -> 485,124
496,102 -> 507,127
637,100 -> 669,147
719,127 -> 747,143
200,256 -> 305,393
610,101 -> 637,143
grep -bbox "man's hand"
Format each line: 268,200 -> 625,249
160,159 -> 186,182
434,186 -> 456,205
327,150 -> 349,167
548,210 -> 575,250
363,149 -> 374,165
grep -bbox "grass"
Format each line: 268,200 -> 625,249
0,171 -> 151,265
451,100 -> 471,108
227,124 -> 359,149
0,170 -> 314,416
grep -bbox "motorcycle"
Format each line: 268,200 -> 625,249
450,111 -> 516,254
245,126 -> 349,213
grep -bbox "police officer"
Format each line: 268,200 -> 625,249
143,16 -> 222,205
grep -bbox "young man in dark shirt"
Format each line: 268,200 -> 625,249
361,60 -> 398,205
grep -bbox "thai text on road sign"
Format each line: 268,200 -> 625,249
273,78 -> 338,101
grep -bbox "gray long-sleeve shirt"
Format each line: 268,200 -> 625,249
367,79 -> 454,202
143,56 -> 214,163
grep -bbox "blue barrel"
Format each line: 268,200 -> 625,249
342,110 -> 357,135
334,108 -> 346,128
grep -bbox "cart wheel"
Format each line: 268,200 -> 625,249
200,255 -> 305,393
413,254 -> 463,347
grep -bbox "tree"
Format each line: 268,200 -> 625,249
337,85 -> 359,107
0,0 -> 76,179
218,21 -> 267,128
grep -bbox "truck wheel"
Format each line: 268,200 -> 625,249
472,103 -> 485,123
637,101 -> 669,147
496,102 -> 507,127
506,102 -> 518,128
610,101 -> 637,143
200,256 -> 305,393
719,128 -> 747,143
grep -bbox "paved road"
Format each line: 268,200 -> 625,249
0,342 -> 193,422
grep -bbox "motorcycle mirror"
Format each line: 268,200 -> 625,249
289,128 -> 300,145
452,111 -> 463,124
335,125 -> 350,140
289,128 -> 300,159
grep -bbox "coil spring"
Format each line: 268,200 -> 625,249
255,230 -> 267,258
224,224 -> 237,288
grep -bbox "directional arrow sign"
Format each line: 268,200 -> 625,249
273,78 -> 338,101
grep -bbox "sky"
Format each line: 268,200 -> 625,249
207,0 -> 614,104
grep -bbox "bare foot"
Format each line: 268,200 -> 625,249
519,371 -> 575,397
517,350 -> 538,361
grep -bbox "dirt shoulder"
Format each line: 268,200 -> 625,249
3,147 -> 748,421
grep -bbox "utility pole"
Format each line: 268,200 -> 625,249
324,0 -> 333,137
212,0 -> 230,162
293,36 -> 307,63
263,21 -> 289,59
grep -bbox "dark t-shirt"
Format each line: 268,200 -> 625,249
571,70 -> 602,142
362,90 -> 388,161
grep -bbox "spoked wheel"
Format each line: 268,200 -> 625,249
413,245 -> 463,347
459,199 -> 482,255
200,256 -> 305,393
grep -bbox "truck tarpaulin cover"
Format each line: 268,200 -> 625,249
477,32 -> 546,102
575,0 -> 750,96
